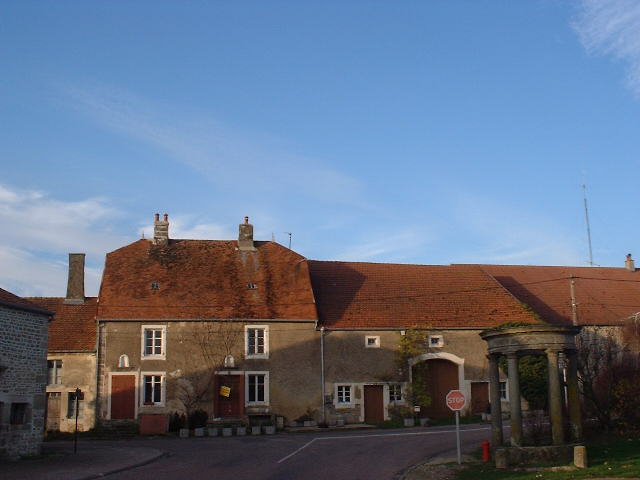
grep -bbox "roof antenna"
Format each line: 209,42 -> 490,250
284,232 -> 292,249
582,184 -> 594,266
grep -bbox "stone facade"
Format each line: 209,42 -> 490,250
0,302 -> 50,459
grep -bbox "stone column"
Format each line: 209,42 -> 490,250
488,353 -> 503,447
565,350 -> 583,442
547,349 -> 565,445
507,353 -> 523,446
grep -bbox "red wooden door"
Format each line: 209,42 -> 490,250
364,385 -> 384,424
417,359 -> 459,418
111,375 -> 136,419
215,375 -> 244,418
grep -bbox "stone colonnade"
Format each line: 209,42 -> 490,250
481,325 -> 583,448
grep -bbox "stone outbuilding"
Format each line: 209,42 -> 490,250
0,287 -> 53,459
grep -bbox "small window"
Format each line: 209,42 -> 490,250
10,403 -> 28,425
48,360 -> 63,385
499,381 -> 507,400
247,283 -> 257,290
428,335 -> 444,348
150,281 -> 160,290
67,391 -> 85,418
337,385 -> 352,404
365,336 -> 380,348
247,373 -> 267,403
141,326 -> 166,360
389,384 -> 403,402
118,354 -> 130,368
245,325 -> 269,358
143,374 -> 164,405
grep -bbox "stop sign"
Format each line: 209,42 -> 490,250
446,390 -> 466,411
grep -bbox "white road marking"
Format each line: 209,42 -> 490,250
276,426 -> 490,464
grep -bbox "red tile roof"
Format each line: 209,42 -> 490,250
480,265 -> 640,326
27,297 -> 98,351
308,261 -> 537,329
97,239 -> 318,320
0,287 -> 53,316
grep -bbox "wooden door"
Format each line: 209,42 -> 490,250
111,374 -> 136,419
417,359 -> 459,418
364,385 -> 384,424
46,392 -> 61,431
215,375 -> 244,418
471,382 -> 489,414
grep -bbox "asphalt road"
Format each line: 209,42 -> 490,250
104,424 -> 492,480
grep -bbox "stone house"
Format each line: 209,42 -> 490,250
0,287 -> 53,459
308,260 -> 537,424
28,254 -> 98,433
96,215 -> 321,428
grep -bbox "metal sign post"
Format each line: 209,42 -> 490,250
74,387 -> 82,454
445,390 -> 466,465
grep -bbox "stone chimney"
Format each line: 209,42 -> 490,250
64,253 -> 85,305
153,213 -> 169,246
625,253 -> 635,272
238,216 -> 256,251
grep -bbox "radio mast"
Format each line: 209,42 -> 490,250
582,184 -> 594,266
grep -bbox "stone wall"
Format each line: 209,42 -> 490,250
0,305 -> 49,459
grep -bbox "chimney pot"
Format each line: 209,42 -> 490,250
626,253 -> 635,272
153,213 -> 170,246
64,253 -> 85,305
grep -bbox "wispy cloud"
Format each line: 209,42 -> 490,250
333,228 -> 434,263
59,84 -> 366,206
573,0 -> 640,96
0,184 -> 126,296
139,213 -> 235,241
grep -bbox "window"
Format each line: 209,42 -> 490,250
365,336 -> 380,348
499,381 -> 507,400
67,391 -> 85,418
246,373 -> 269,404
389,384 -> 403,402
141,326 -> 166,359
247,283 -> 257,290
245,325 -> 268,359
48,360 -> 63,385
428,335 -> 444,348
118,354 -> 130,368
10,403 -> 28,425
150,281 -> 160,290
337,385 -> 352,404
143,374 -> 164,405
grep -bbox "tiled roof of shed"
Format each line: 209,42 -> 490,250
0,287 -> 53,316
308,261 -> 537,329
97,239 -> 318,320
480,265 -> 640,326
27,297 -> 98,351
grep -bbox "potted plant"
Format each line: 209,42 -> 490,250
179,427 -> 190,438
263,423 -> 276,435
207,426 -> 219,437
222,424 -> 233,437
236,424 -> 247,436
251,424 -> 261,435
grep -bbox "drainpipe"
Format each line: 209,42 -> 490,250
320,327 -> 326,424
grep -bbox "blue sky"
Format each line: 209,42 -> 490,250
2,0 -> 640,296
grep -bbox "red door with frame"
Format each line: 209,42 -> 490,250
215,375 -> 244,418
111,374 -> 136,419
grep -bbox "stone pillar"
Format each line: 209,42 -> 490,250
488,354 -> 503,447
565,350 -> 583,442
547,349 -> 565,445
507,353 -> 523,447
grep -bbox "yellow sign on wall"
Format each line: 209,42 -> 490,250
220,386 -> 231,397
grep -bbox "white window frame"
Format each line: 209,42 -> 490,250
140,372 -> 166,407
428,334 -> 444,348
47,359 -> 63,385
245,371 -> 269,405
141,325 -> 166,360
388,383 -> 403,403
365,335 -> 380,348
245,325 -> 269,359
335,384 -> 353,408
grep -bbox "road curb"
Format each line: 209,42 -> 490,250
77,450 -> 167,480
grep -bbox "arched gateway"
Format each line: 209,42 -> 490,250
409,352 -> 465,418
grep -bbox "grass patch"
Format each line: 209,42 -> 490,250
456,435 -> 640,480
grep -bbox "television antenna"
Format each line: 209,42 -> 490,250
582,184 -> 594,266
283,232 -> 292,249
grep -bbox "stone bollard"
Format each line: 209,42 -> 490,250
495,448 -> 508,469
574,445 -> 588,468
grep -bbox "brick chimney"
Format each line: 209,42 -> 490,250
238,216 -> 256,251
153,213 -> 169,246
625,253 -> 635,272
64,253 -> 85,305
